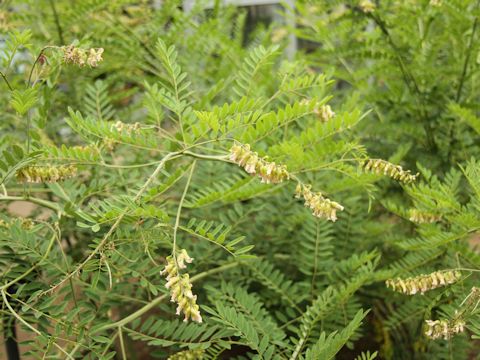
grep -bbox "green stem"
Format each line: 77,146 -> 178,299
1,290 -> 74,359
48,0 -> 65,45
95,262 -> 239,332
0,71 -> 13,91
43,151 -> 180,295
172,161 -> 196,264
0,195 -> 61,212
0,231 -> 57,291
118,326 -> 127,360
456,0 -> 480,102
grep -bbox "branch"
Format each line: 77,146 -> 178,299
456,0 -> 480,102
0,71 -> 13,91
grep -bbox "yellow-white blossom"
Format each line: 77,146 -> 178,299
362,159 -> 418,184
160,249 -> 202,323
62,45 -> 104,67
295,183 -> 344,222
386,270 -> 461,295
111,120 -> 141,134
230,143 -> 289,184
425,318 -> 465,340
359,0 -> 376,13
409,209 -> 441,224
16,165 -> 77,183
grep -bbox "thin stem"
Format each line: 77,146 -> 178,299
369,12 -> 435,150
48,0 -> 65,44
118,326 -> 127,360
43,151 -> 180,295
0,71 -> 13,91
172,161 -> 196,262
0,195 -> 61,212
1,290 -> 74,359
27,46 -> 56,87
0,229 -> 57,291
183,150 -> 229,162
94,262 -> 239,333
456,0 -> 480,102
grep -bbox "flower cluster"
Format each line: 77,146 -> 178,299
111,120 -> 141,134
425,318 -> 465,340
316,105 -> 335,122
0,218 -> 34,230
230,143 -> 289,184
409,209 -> 441,224
16,165 -> 77,183
62,45 -> 104,67
359,0 -> 376,13
386,270 -> 461,295
300,99 -> 335,122
362,159 -> 418,184
168,349 -> 204,360
160,249 -> 202,323
295,183 -> 344,222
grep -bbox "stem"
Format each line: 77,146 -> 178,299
172,161 -> 196,269
0,230 -> 57,291
118,327 -> 127,360
0,195 -> 61,212
43,151 -> 180,295
27,46 -> 56,87
0,71 -> 13,91
94,262 -> 239,332
456,0 -> 480,102
48,0 -> 65,45
183,151 -> 229,162
1,290 -> 74,359
369,12 -> 435,151
3,301 -> 20,360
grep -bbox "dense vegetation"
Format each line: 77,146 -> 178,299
0,1 -> 479,359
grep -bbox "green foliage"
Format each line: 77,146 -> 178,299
0,1 -> 479,359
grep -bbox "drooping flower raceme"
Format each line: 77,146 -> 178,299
386,270 -> 461,295
160,249 -> 202,323
295,183 -> 344,222
230,143 -> 289,184
362,159 -> 418,184
16,165 -> 77,183
409,209 -> 441,224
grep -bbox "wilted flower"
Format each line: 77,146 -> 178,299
362,159 -> 418,184
16,165 -> 77,183
295,183 -> 344,222
230,143 -> 289,184
160,249 -> 202,323
386,270 -> 461,295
